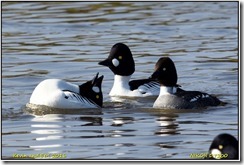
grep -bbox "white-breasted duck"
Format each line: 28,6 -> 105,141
29,73 -> 104,109
98,43 -> 159,97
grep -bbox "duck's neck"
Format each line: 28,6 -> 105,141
159,86 -> 177,95
113,75 -> 131,89
109,75 -> 131,96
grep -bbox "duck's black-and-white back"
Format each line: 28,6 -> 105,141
151,57 -> 223,109
99,43 -> 159,97
29,73 -> 104,109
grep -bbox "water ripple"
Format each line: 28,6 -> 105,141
2,1 -> 238,160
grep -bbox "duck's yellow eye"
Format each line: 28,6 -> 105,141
219,145 -> 223,150
118,56 -> 122,60
96,95 -> 100,99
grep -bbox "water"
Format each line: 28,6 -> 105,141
2,2 -> 239,160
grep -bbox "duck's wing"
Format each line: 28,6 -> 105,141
129,79 -> 160,95
62,90 -> 98,108
176,88 -> 221,106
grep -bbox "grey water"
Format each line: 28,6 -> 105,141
2,2 -> 239,160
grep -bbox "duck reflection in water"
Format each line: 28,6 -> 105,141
154,113 -> 179,136
79,116 -> 103,126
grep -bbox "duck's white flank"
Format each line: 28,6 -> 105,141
29,79 -> 97,109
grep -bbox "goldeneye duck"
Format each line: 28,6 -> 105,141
29,73 -> 104,109
150,57 -> 223,109
98,43 -> 159,97
208,133 -> 238,159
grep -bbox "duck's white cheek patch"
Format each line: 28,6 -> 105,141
211,149 -> 222,159
92,86 -> 100,93
112,58 -> 119,67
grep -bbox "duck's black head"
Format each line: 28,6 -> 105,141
208,133 -> 238,159
150,57 -> 177,87
98,43 -> 135,76
79,73 -> 104,108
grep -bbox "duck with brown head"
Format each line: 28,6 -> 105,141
150,57 -> 223,109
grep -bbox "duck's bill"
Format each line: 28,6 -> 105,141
92,72 -> 104,87
98,58 -> 111,67
91,72 -> 99,85
96,75 -> 104,86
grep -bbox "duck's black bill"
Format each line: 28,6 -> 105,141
98,59 -> 111,67
96,75 -> 104,86
91,73 -> 99,86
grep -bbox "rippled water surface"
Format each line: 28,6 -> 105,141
2,2 -> 239,160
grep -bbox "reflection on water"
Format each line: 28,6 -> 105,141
2,1 -> 238,160
79,116 -> 103,126
112,117 -> 134,126
155,115 -> 179,136
24,103 -> 103,116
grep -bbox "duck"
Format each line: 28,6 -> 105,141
208,133 -> 238,159
98,43 -> 159,97
150,57 -> 223,109
29,73 -> 104,109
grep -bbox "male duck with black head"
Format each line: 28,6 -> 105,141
150,57 -> 224,109
29,73 -> 104,109
207,133 -> 238,159
98,43 -> 159,97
